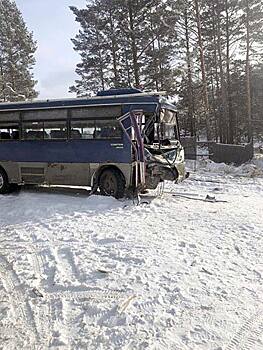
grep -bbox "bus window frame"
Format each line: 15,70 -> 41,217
17,110 -> 123,142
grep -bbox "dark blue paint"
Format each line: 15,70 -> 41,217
0,139 -> 131,163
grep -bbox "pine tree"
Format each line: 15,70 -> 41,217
69,0 -> 263,144
240,0 -> 263,141
251,63 -> 263,139
70,0 -> 179,96
69,2 -> 110,96
141,0 -> 179,94
193,0 -> 212,140
0,0 -> 38,102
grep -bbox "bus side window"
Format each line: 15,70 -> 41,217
70,120 -> 95,139
0,123 -> 20,140
95,120 -> 122,139
0,132 -> 11,140
12,130 -> 19,140
22,122 -> 44,140
44,121 -> 67,140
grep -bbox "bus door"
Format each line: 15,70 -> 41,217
118,110 -> 145,190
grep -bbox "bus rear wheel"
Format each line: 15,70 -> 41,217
99,168 -> 125,199
0,168 -> 11,194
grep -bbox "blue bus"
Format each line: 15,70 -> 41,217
0,88 -> 187,198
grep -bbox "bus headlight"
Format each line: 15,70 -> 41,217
165,149 -> 177,163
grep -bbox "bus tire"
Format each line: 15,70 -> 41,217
0,168 -> 11,194
99,168 -> 125,199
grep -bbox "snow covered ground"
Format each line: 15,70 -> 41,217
0,157 -> 263,350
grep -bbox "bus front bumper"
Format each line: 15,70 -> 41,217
145,160 -> 188,189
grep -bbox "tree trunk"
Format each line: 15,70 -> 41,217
128,0 -> 140,88
124,47 -> 132,87
95,28 -> 105,90
109,9 -> 119,87
212,4 -> 221,142
156,35 -> 163,90
184,8 -> 195,136
215,0 -> 228,144
245,0 -> 252,142
150,14 -> 159,91
225,0 -> 234,144
194,0 -> 211,140
0,58 -> 7,102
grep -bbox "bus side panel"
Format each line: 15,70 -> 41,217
46,163 -> 90,186
0,160 -> 133,188
0,139 -> 131,164
0,161 -> 20,183
0,139 -> 133,187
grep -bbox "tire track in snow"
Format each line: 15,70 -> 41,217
29,241 -> 65,346
135,299 -> 160,313
48,289 -> 127,302
0,240 -> 66,348
62,298 -> 72,348
54,246 -> 83,284
45,290 -> 128,348
81,304 -> 109,323
0,286 -> 16,350
225,310 -> 263,350
26,236 -> 129,347
0,238 -> 53,347
47,298 -> 70,348
30,221 -> 86,287
0,254 -> 39,348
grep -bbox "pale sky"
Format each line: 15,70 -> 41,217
15,0 -> 87,99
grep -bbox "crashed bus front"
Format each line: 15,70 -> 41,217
142,105 -> 188,190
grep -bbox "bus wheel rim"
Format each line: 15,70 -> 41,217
104,175 -> 116,195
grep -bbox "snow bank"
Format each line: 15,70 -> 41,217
187,155 -> 263,178
254,138 -> 263,151
252,154 -> 263,171
0,191 -> 124,227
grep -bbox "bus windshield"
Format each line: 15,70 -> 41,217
159,123 -> 179,141
160,109 -> 179,140
151,109 -> 180,143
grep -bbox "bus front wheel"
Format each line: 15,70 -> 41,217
99,168 -> 125,199
0,168 -> 11,194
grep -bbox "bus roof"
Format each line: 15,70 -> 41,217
0,89 -> 177,113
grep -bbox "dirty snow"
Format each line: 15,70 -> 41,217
0,159 -> 263,350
